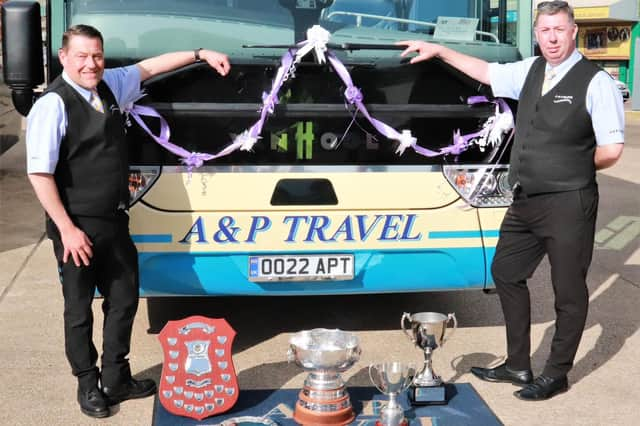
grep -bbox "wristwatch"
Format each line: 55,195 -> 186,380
194,48 -> 203,62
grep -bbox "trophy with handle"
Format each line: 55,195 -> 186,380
288,328 -> 361,425
369,362 -> 416,426
401,312 -> 457,405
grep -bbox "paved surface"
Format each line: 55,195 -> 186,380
0,89 -> 638,425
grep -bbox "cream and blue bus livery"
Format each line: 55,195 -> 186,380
4,0 -> 534,296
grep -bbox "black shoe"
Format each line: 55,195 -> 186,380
514,375 -> 568,401
77,386 -> 110,418
102,378 -> 157,405
470,362 -> 533,386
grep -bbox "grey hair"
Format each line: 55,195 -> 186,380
535,1 -> 575,26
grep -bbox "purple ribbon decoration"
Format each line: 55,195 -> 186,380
125,25 -> 513,169
125,104 -> 245,171
328,52 -> 442,157
245,48 -> 296,145
122,48 -> 297,169
446,96 -> 514,158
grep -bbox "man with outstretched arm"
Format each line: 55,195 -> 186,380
26,24 -> 230,418
397,0 -> 623,401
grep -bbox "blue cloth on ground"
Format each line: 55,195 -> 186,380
152,383 -> 502,425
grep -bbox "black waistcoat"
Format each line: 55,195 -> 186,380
45,76 -> 129,216
509,56 -> 601,194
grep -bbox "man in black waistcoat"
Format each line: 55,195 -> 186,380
397,1 -> 624,401
25,25 -> 231,418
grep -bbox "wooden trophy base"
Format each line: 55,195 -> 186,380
293,389 -> 355,425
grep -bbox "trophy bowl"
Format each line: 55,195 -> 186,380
402,312 -> 456,357
288,328 -> 361,425
369,362 -> 416,426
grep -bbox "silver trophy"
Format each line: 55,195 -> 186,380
401,312 -> 457,405
287,328 -> 361,425
369,362 -> 416,426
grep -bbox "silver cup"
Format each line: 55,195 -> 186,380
288,328 -> 361,425
369,362 -> 416,426
401,312 -> 456,404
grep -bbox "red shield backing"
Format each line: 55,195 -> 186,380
158,316 -> 239,420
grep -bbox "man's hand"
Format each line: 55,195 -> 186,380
28,173 -> 94,267
397,40 -> 442,64
60,225 -> 94,267
200,49 -> 231,76
396,40 -> 491,85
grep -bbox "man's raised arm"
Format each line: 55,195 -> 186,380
136,49 -> 231,82
396,41 -> 491,85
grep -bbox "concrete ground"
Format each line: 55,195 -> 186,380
0,90 -> 638,425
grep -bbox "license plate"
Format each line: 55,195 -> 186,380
248,254 -> 354,282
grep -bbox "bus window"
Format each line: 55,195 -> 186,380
59,0 -> 521,168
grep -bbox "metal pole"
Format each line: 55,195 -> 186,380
498,0 -> 507,43
633,37 -> 640,110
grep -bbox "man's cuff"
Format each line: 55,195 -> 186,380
27,161 -> 57,175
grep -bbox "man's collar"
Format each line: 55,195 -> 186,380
545,49 -> 582,73
61,71 -> 94,101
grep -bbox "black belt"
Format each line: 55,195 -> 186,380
512,183 -> 547,199
512,183 -> 591,200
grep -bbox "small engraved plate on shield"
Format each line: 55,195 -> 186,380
185,340 -> 212,376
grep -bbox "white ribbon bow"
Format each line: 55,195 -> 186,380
487,108 -> 514,147
395,130 -> 417,156
235,130 -> 261,152
295,25 -> 331,64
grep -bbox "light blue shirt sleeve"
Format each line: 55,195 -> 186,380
26,92 -> 66,174
25,65 -> 141,174
102,65 -> 142,107
488,57 -> 538,100
586,71 -> 625,146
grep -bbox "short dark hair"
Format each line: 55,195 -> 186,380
535,1 -> 575,26
61,25 -> 104,50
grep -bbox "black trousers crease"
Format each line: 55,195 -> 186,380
47,212 -> 139,389
491,185 -> 598,378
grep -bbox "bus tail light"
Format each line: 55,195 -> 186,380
129,166 -> 161,206
443,165 -> 512,207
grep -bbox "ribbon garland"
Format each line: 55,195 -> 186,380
124,25 -> 514,170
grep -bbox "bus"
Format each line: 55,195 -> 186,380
2,0 -> 533,296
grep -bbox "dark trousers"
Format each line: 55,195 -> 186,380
491,185 -> 598,378
47,212 -> 139,389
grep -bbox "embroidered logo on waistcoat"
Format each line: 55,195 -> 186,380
553,95 -> 573,104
